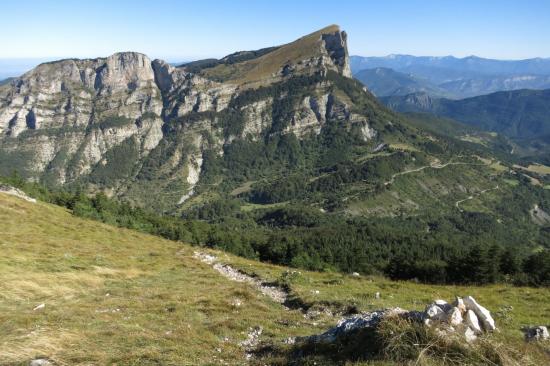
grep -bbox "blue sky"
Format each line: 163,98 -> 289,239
1,0 -> 549,61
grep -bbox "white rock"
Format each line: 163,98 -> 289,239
425,304 -> 446,321
351,272 -> 360,277
0,185 -> 37,203
447,306 -> 463,326
464,327 -> 478,343
33,303 -> 45,311
30,360 -> 51,366
465,310 -> 482,334
525,326 -> 550,341
434,299 -> 452,313
463,296 -> 496,331
374,292 -> 380,299
453,297 -> 466,313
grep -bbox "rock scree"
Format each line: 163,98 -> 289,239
0,184 -> 37,203
297,296 -> 497,345
193,251 -> 288,304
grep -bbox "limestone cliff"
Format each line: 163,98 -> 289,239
0,25 -> 376,209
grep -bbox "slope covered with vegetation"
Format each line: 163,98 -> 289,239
1,192 -> 549,365
383,89 -> 550,143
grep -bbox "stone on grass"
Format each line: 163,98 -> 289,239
464,327 -> 478,343
425,303 -> 446,321
465,310 -> 482,334
453,297 -> 466,313
434,299 -> 452,313
30,360 -> 51,366
463,296 -> 496,331
447,306 -> 463,326
524,326 -> 549,341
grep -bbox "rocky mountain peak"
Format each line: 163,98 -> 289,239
97,52 -> 155,91
319,25 -> 352,78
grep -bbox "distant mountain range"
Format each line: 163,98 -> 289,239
0,78 -> 13,86
383,89 -> 550,157
353,67 -> 452,98
383,89 -> 550,139
351,55 -> 550,98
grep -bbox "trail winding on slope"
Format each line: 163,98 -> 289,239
193,251 -> 289,304
384,159 -> 485,186
455,185 -> 500,212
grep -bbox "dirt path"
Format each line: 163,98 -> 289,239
193,251 -> 289,304
455,185 -> 500,212
384,160 -> 484,186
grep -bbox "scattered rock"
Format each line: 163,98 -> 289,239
30,360 -> 51,366
464,327 -> 478,343
524,326 -> 549,341
447,307 -> 463,326
231,298 -> 242,307
425,303 -> 446,321
283,337 -> 296,345
306,308 -> 413,344
0,184 -> 36,203
194,251 -> 288,304
301,296 -> 496,346
33,303 -> 45,311
307,310 -> 387,343
434,299 -> 452,313
463,296 -> 496,331
465,310 -> 483,334
453,297 -> 466,313
240,326 -> 263,349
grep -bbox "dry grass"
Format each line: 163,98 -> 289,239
202,25 -> 340,87
1,193 -> 549,365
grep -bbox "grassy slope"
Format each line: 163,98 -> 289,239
201,25 -> 340,86
1,193 -> 549,365
0,194 -> 308,365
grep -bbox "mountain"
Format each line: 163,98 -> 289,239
0,77 -> 13,86
351,55 -> 550,98
2,25 -> 550,287
0,25 -> 354,210
354,67 -> 450,97
383,89 -> 550,140
351,54 -> 550,79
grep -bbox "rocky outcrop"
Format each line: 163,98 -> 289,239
0,184 -> 36,203
300,296 -> 496,346
0,26 -> 367,208
321,30 -> 352,78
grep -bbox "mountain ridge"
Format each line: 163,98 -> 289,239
350,54 -> 550,98
0,25 -> 371,211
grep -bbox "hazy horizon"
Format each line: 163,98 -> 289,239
2,52 -> 550,80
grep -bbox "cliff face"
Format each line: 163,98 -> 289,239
0,25 -> 375,209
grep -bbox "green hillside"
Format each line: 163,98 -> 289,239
1,192 -> 549,365
354,67 -> 451,97
383,89 -> 550,151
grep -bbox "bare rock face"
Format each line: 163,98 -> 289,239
321,30 -> 352,78
0,25 -> 366,210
